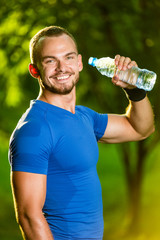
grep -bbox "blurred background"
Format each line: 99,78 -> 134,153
0,0 -> 160,239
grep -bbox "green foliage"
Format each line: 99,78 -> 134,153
1,0 -> 160,239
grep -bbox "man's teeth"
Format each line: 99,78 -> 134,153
57,75 -> 69,80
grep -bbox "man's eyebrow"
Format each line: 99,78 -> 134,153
42,52 -> 78,61
42,56 -> 56,60
65,52 -> 78,56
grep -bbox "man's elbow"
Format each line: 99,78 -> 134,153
16,209 -> 32,227
16,208 -> 40,228
140,125 -> 155,140
150,125 -> 155,135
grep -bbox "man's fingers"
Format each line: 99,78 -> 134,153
128,60 -> 138,68
116,56 -> 125,70
114,54 -> 121,65
112,75 -> 119,85
123,57 -> 132,70
114,55 -> 138,71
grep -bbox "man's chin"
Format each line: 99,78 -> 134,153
43,84 -> 75,95
42,77 -> 79,95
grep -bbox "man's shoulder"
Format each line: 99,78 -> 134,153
77,105 -> 94,114
77,105 -> 98,118
11,102 -> 50,141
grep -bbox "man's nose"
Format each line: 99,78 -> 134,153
55,60 -> 66,72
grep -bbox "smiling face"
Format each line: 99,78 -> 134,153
36,34 -> 83,95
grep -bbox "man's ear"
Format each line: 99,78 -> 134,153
29,64 -> 40,79
78,54 -> 83,72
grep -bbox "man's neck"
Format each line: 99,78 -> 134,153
37,88 -> 76,114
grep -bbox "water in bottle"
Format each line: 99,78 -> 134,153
88,57 -> 156,91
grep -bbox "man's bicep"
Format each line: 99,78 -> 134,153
11,171 -> 47,214
99,114 -> 142,143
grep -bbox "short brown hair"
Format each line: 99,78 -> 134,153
29,26 -> 78,65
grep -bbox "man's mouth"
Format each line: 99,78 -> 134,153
51,73 -> 74,83
56,75 -> 70,80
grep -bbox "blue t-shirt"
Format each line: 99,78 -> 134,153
9,100 -> 108,240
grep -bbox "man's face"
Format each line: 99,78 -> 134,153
37,34 -> 83,95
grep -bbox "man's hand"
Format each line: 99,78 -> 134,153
99,54 -> 155,144
112,55 -> 138,89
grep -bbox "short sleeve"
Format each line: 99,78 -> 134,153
81,106 -> 108,141
9,119 -> 52,175
93,111 -> 108,141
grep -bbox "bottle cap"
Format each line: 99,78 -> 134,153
88,57 -> 97,67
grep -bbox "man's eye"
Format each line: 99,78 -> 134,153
67,56 -> 74,60
46,59 -> 55,63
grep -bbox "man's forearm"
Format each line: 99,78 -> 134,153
18,212 -> 54,240
126,96 -> 155,138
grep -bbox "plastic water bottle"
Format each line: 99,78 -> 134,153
88,57 -> 156,91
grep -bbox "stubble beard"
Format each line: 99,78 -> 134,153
40,75 -> 79,95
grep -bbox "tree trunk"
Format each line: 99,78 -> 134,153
121,141 -> 146,232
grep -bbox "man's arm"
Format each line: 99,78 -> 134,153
11,171 -> 54,240
99,55 -> 155,144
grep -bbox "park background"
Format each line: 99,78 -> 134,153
0,0 -> 160,239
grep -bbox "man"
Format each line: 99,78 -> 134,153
9,26 -> 155,240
